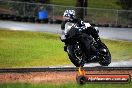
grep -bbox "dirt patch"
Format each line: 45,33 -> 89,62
0,70 -> 132,84
0,72 -> 76,84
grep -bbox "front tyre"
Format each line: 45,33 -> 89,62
67,42 -> 86,67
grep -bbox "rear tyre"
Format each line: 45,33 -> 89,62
99,43 -> 111,66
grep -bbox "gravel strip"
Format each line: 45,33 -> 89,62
0,70 -> 132,84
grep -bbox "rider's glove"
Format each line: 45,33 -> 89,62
81,26 -> 87,30
80,26 -> 87,32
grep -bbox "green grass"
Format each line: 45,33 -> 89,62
52,0 -> 76,6
0,29 -> 132,68
0,29 -> 70,68
0,82 -> 132,88
88,0 -> 122,9
103,39 -> 132,61
52,0 -> 122,9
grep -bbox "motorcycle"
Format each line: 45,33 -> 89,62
60,22 -> 111,67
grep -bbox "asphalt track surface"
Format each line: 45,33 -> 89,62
0,20 -> 132,68
0,67 -> 132,73
0,20 -> 132,41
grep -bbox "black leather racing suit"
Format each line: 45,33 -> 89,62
61,18 -> 103,63
61,18 -> 103,47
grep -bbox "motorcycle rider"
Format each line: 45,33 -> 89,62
61,10 -> 105,61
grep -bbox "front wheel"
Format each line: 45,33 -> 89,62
67,41 -> 87,67
98,43 -> 111,66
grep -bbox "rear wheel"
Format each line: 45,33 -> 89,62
99,43 -> 111,66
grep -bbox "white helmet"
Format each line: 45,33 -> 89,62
63,10 -> 75,19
